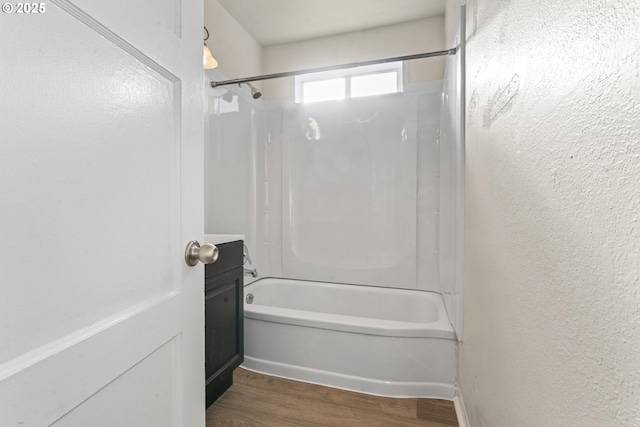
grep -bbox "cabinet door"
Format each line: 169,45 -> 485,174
205,240 -> 243,280
205,267 -> 243,404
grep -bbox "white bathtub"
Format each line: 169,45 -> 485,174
242,278 -> 456,399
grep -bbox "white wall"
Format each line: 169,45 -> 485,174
204,0 -> 262,81
459,0 -> 640,426
445,0 -> 466,49
262,17 -> 446,100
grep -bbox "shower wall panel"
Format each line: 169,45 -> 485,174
260,87 -> 440,291
256,104 -> 284,279
281,95 -> 417,288
416,85 -> 444,292
439,8 -> 465,339
205,83 -> 259,276
208,81 -> 446,293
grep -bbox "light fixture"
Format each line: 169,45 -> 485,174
203,27 -> 218,69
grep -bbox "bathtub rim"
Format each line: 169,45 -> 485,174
245,276 -> 447,296
244,277 -> 456,340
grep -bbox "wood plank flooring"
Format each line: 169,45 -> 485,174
207,368 -> 458,427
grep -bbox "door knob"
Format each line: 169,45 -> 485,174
185,240 -> 219,266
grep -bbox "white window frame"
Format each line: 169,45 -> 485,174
295,61 -> 404,103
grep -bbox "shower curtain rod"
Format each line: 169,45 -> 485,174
210,47 -> 457,88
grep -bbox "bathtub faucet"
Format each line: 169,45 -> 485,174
244,268 -> 258,278
243,243 -> 252,265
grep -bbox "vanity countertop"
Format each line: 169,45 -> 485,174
204,234 -> 244,245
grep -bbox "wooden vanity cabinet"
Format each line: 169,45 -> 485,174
205,240 -> 243,407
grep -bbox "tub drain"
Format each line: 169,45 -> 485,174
246,293 -> 254,304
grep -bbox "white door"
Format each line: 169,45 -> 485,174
0,0 -> 205,425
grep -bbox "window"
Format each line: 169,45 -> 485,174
295,62 -> 403,103
302,78 -> 346,103
351,72 -> 398,98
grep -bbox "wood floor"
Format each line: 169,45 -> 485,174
207,368 -> 459,427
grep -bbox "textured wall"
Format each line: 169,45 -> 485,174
460,0 -> 640,426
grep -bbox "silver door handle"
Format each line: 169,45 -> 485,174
184,240 -> 219,266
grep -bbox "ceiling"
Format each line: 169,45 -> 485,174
216,0 -> 446,46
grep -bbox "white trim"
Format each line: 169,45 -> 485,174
454,384 -> 471,427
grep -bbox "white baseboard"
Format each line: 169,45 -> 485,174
454,384 -> 471,427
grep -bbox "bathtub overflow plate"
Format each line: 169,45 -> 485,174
246,293 -> 254,304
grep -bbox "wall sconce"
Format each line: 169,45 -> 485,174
203,27 -> 218,69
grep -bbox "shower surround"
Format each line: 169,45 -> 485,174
205,44 -> 464,397
261,83 -> 443,293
